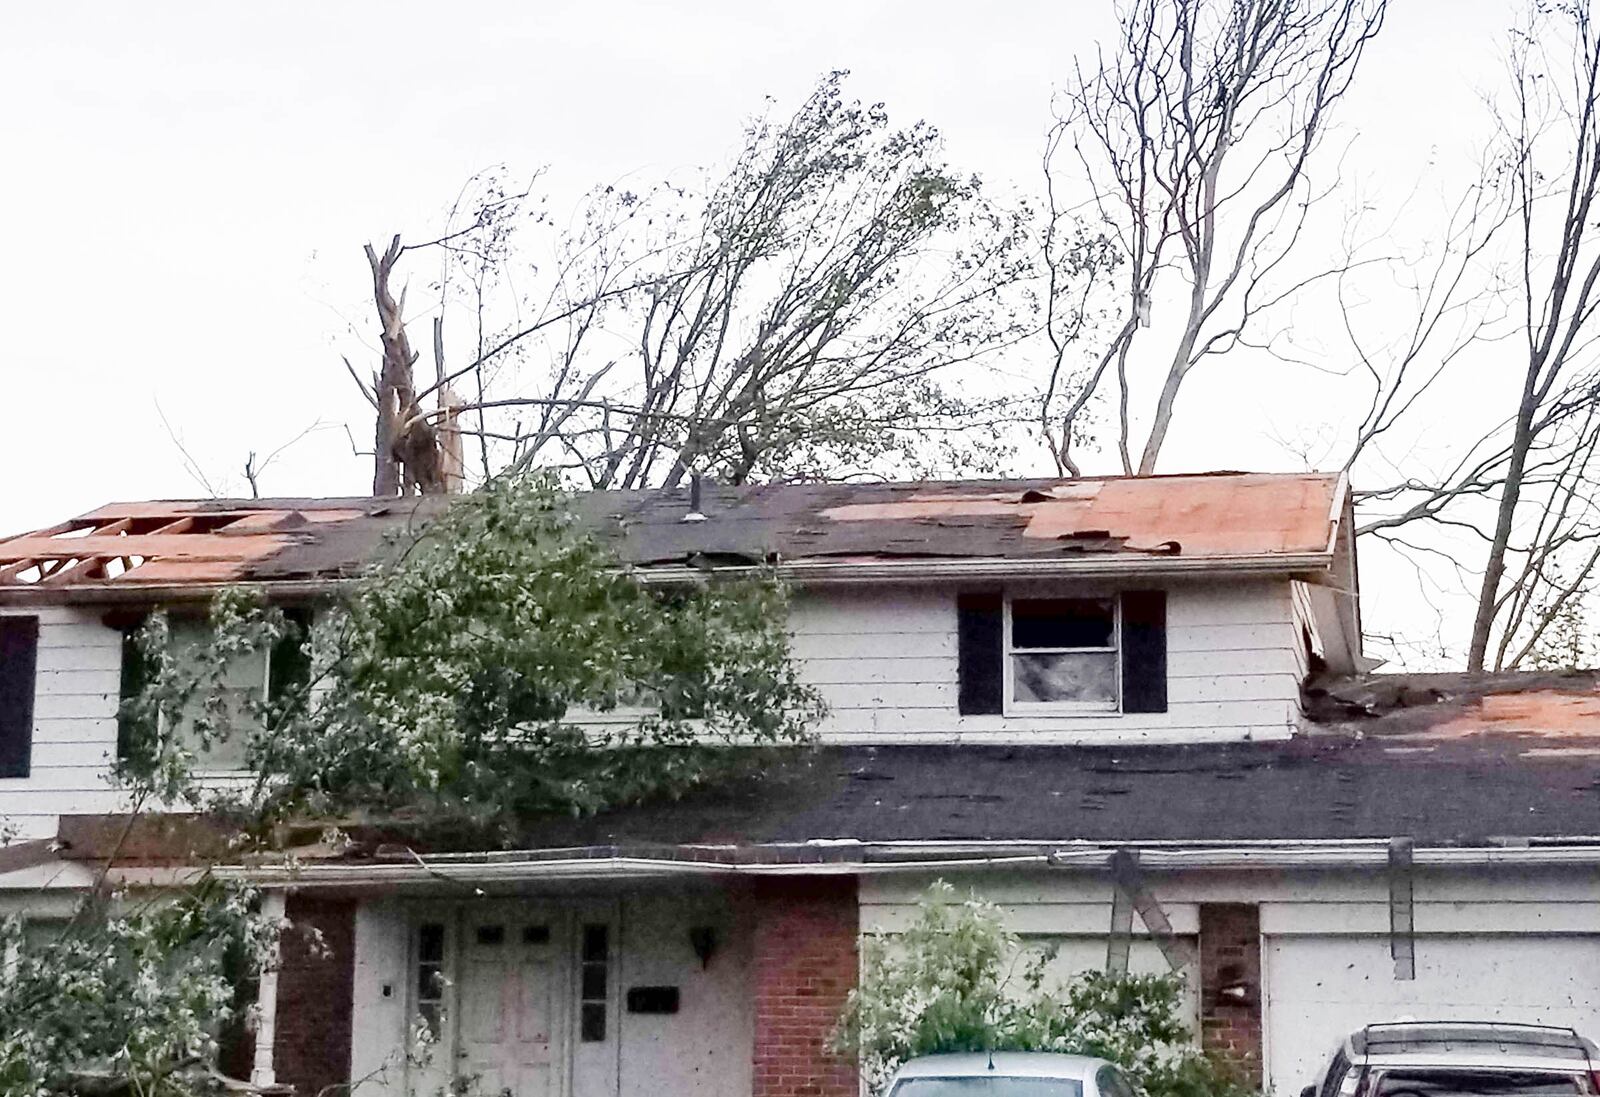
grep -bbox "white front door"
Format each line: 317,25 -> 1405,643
457,908 -> 570,1097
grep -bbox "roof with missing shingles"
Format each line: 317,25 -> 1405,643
57,672 -> 1600,863
0,471 -> 1345,594
451,673 -> 1600,849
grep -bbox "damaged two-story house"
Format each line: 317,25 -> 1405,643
5,471 -> 1600,1097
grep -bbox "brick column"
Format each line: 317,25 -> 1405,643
1199,903 -> 1263,1087
751,877 -> 859,1097
273,893 -> 357,1097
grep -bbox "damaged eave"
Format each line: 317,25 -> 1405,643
628,549 -> 1341,587
0,576 -> 358,607
0,551 -> 1342,607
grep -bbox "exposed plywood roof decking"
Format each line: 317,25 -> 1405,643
817,473 -> 1341,557
0,501 -> 372,588
0,471 -> 1348,599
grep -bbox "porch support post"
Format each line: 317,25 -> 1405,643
1106,878 -> 1134,975
1109,849 -> 1198,973
251,890 -> 288,1088
1389,836 -> 1416,980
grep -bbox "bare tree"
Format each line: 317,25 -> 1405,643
1459,0 -> 1600,671
1327,0 -> 1600,672
347,74 -> 1078,493
1045,0 -> 1387,475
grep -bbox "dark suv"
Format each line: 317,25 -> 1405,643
1305,1022 -> 1600,1097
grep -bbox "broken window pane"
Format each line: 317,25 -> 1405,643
1012,651 -> 1117,705
1011,598 -> 1115,649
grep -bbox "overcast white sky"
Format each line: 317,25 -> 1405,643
0,1 -> 1526,660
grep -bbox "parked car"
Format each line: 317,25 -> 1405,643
1304,1022 -> 1600,1097
883,1052 -> 1138,1097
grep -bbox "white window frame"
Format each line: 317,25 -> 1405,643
1002,594 -> 1121,715
161,619 -> 272,777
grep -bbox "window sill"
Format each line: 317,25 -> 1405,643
1003,704 -> 1122,718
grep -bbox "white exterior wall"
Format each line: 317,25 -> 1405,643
0,577 -> 1307,840
347,886 -> 752,1097
614,890 -> 753,1097
792,577 -> 1303,744
865,866 -> 1600,1097
0,605 -> 128,839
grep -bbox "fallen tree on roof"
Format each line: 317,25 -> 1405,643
0,473 -> 824,1095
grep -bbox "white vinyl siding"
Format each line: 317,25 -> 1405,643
0,576 -> 1306,836
0,607 -> 267,840
0,606 -> 128,838
791,578 -> 1303,744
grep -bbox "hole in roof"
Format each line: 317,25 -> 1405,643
103,556 -> 145,580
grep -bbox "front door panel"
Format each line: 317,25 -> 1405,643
458,912 -> 567,1097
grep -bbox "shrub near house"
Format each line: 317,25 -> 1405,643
837,882 -> 1257,1097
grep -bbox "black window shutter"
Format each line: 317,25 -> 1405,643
956,592 -> 1004,715
0,617 -> 40,778
117,619 -> 150,760
1121,590 -> 1167,713
268,607 -> 313,705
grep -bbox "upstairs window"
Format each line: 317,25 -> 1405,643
1005,597 -> 1119,712
957,590 -> 1167,717
116,608 -> 312,771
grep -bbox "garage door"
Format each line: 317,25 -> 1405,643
1031,937 -> 1201,1032
1264,935 -> 1600,1096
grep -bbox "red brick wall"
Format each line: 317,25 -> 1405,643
1199,903 -> 1263,1087
751,877 -> 859,1097
274,893 -> 356,1096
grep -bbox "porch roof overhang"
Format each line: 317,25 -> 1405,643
47,670 -> 1600,888
182,837 -> 1600,890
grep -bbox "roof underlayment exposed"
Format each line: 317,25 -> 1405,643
0,471 -> 1346,596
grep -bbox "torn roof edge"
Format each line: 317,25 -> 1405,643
0,471 -> 1350,598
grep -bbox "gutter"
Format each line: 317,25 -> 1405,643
176,838 -> 1600,890
1,551 -> 1338,606
208,854 -> 1055,888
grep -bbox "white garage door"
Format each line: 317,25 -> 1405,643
1030,937 -> 1201,1032
1265,935 -> 1600,1096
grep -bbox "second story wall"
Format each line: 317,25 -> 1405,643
0,574 -> 1312,838
790,577 -> 1305,745
0,605 -> 128,839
